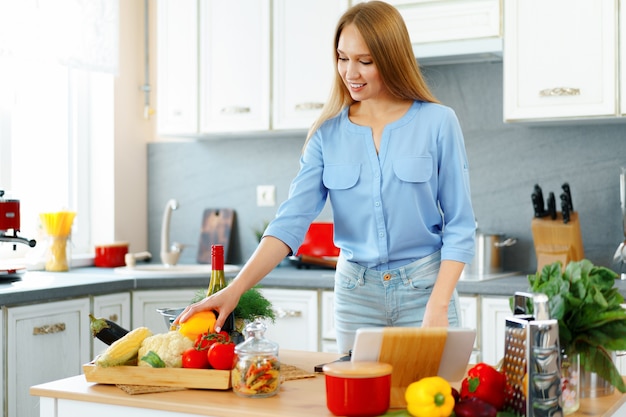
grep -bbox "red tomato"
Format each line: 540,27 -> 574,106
195,331 -> 230,350
207,342 -> 236,370
182,347 -> 210,369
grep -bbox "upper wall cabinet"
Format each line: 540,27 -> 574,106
386,0 -> 502,64
199,1 -> 271,133
272,1 -> 348,130
156,1 -> 348,136
156,0 -> 198,136
503,0 -> 619,122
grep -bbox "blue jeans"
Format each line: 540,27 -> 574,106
333,251 -> 460,354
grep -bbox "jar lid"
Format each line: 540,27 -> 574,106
323,361 -> 392,378
234,320 -> 279,355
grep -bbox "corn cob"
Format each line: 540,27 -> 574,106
95,326 -> 152,367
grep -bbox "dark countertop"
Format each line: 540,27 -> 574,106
2,264 -> 625,307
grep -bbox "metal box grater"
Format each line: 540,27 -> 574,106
503,292 -> 563,417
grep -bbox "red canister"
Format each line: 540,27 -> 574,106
323,361 -> 392,417
94,242 -> 129,267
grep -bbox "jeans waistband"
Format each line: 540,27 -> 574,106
336,251 -> 441,282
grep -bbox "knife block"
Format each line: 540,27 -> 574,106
531,211 -> 584,273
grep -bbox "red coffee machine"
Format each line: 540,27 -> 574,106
0,190 -> 36,250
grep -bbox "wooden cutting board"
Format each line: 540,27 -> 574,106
378,327 -> 448,408
197,208 -> 235,264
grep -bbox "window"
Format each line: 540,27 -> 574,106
0,0 -> 118,264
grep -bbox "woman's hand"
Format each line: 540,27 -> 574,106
174,236 -> 291,332
422,302 -> 450,327
173,285 -> 242,333
422,259 -> 464,327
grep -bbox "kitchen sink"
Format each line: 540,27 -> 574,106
114,264 -> 241,278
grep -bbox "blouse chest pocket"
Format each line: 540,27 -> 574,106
392,156 -> 433,183
323,163 -> 360,190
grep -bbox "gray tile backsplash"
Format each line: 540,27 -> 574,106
148,62 -> 626,274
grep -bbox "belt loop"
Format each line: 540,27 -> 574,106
399,266 -> 410,285
399,266 -> 407,280
357,264 -> 366,285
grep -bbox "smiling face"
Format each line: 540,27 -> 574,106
336,23 -> 389,103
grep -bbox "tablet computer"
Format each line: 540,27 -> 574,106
351,327 -> 476,408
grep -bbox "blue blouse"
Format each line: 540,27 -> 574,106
264,100 -> 476,271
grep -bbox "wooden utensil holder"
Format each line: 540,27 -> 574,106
531,212 -> 584,273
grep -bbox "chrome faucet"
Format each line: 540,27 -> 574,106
160,199 -> 183,266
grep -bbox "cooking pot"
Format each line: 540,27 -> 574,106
467,232 -> 517,276
94,242 -> 129,268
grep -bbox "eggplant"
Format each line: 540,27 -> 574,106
89,314 -> 129,345
454,397 -> 498,417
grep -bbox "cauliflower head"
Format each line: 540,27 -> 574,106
138,331 -> 193,368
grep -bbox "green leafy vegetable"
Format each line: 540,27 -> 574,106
525,259 -> 626,393
140,350 -> 166,368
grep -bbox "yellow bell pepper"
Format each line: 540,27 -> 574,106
405,376 -> 455,417
178,310 -> 216,340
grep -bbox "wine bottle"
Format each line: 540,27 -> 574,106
207,244 -> 226,296
206,244 -> 236,335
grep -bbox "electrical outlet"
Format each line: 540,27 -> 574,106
256,185 -> 276,207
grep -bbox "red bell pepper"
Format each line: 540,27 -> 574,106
460,362 -> 507,410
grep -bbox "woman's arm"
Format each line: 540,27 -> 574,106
422,259 -> 465,327
174,236 -> 291,332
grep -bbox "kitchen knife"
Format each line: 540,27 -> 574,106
547,192 -> 557,220
532,184 -> 547,217
561,193 -> 571,224
562,183 -> 573,211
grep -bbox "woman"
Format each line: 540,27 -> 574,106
175,1 -> 475,354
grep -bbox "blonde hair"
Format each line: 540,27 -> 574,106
305,1 -> 439,144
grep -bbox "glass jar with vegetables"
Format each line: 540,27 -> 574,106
232,320 -> 280,398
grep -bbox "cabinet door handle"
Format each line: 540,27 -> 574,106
295,102 -> 324,111
33,323 -> 66,335
273,307 -> 302,319
220,106 -> 251,114
109,314 -> 118,322
539,87 -> 581,97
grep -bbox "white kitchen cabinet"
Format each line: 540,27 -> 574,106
259,288 -> 319,351
5,297 -> 91,417
198,1 -> 271,133
272,0 -> 348,130
382,0 -> 502,63
459,295 -> 481,363
320,290 -> 338,352
92,292 -> 131,356
503,0 -> 618,121
156,0 -> 198,135
157,1 -> 349,135
0,308 -> 3,417
480,296 -> 512,366
132,289 -> 199,334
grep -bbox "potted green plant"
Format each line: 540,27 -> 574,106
526,259 -> 626,393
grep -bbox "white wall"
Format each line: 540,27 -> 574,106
101,0 -> 156,253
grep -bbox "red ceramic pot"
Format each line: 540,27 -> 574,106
323,361 -> 392,417
94,242 -> 129,267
